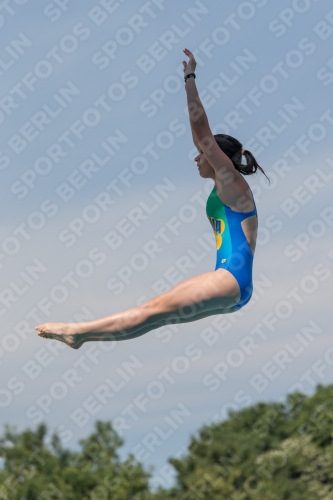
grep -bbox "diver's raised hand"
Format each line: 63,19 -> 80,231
182,48 -> 197,77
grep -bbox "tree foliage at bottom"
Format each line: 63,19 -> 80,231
151,384 -> 333,500
1,384 -> 333,499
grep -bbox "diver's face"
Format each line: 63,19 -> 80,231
194,151 -> 215,179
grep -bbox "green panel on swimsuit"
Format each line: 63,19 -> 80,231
206,185 -> 233,269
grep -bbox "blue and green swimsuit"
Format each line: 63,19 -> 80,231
206,185 -> 257,311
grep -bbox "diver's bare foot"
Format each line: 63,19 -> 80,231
35,323 -> 85,350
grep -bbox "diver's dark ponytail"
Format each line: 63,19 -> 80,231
214,134 -> 270,184
230,147 -> 270,184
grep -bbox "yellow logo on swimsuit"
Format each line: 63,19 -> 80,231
208,217 -> 225,250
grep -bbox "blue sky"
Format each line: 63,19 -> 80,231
1,0 -> 333,490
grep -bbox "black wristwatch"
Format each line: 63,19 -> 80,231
184,73 -> 196,83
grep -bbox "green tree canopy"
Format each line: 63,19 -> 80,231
151,383 -> 333,500
0,420 -> 151,500
2,384 -> 333,499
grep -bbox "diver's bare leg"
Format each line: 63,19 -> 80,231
35,269 -> 240,349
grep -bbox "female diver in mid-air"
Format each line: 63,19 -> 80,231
35,48 -> 269,349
